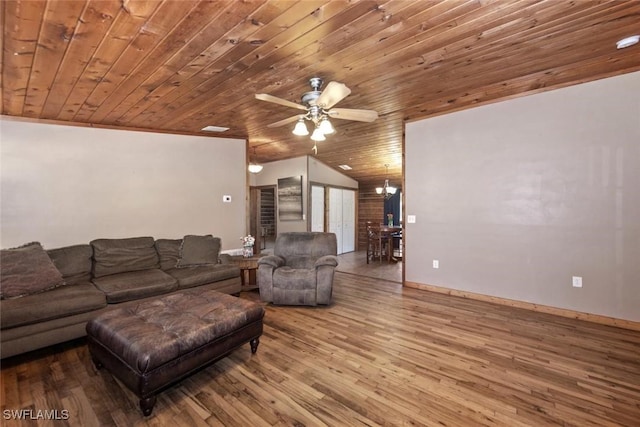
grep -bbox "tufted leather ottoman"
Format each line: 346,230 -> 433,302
86,289 -> 264,416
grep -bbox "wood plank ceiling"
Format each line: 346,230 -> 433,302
2,0 -> 640,187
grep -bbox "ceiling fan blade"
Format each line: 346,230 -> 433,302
255,93 -> 307,111
316,81 -> 351,109
328,108 -> 378,122
267,115 -> 305,128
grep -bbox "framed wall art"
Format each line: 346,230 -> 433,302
278,176 -> 303,221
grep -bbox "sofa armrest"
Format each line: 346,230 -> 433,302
314,255 -> 338,268
257,255 -> 283,304
257,255 -> 285,269
218,253 -> 233,264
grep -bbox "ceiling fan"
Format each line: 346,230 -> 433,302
255,77 -> 378,148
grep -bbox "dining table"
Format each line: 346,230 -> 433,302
378,224 -> 402,262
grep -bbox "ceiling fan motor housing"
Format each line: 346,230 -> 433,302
301,77 -> 324,106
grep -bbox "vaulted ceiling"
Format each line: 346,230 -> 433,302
2,0 -> 640,187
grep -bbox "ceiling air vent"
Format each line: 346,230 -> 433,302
201,125 -> 229,132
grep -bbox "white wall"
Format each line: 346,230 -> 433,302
1,119 -> 246,250
251,156 -> 308,233
308,157 -> 358,189
405,71 -> 640,322
249,155 -> 357,234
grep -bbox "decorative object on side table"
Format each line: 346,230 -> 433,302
387,213 -> 394,227
241,234 -> 255,258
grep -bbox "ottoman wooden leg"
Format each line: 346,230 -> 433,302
250,337 -> 260,354
91,356 -> 103,370
140,396 -> 157,417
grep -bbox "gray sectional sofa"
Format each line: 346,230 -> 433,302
0,235 -> 242,359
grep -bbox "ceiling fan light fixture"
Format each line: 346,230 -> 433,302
292,118 -> 309,136
256,77 -> 378,149
310,127 -> 326,141
318,117 -> 335,134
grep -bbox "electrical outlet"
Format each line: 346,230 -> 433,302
433,260 -> 439,269
572,276 -> 582,288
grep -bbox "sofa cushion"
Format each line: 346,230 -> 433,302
47,244 -> 93,285
1,242 -> 66,299
274,232 -> 338,260
91,237 -> 159,278
155,239 -> 182,270
166,264 -> 240,289
92,269 -> 178,303
273,267 -> 317,290
1,282 -> 106,329
177,235 -> 220,267
285,256 -> 317,270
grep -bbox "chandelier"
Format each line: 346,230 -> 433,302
376,164 -> 397,199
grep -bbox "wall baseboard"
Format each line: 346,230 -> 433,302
404,281 -> 640,332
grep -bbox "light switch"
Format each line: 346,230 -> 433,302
407,215 -> 416,223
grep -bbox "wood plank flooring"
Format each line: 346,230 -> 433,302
2,272 -> 639,426
335,250 -> 402,284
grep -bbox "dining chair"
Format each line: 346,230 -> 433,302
366,222 -> 389,264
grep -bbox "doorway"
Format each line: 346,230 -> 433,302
328,187 -> 356,255
310,185 -> 325,232
250,186 -> 277,253
310,184 -> 356,255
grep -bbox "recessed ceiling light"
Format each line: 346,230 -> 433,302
338,164 -> 352,170
201,125 -> 229,132
616,35 -> 640,49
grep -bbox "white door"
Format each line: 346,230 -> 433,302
328,188 -> 343,254
341,189 -> 355,253
328,188 -> 356,254
311,185 -> 325,232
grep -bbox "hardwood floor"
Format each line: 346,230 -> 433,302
2,273 -> 639,426
336,250 -> 402,283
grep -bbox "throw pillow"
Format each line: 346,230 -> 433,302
47,244 -> 93,285
0,242 -> 66,299
177,235 -> 221,268
155,239 -> 182,270
91,237 -> 159,278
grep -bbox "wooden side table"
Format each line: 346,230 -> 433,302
230,255 -> 263,291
